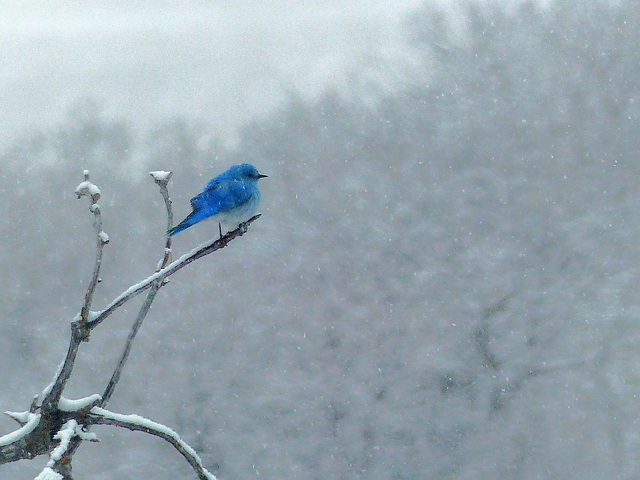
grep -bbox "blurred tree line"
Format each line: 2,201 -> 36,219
1,1 -> 640,479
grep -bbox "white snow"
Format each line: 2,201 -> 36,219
0,413 -> 40,446
150,170 -> 172,182
98,231 -> 109,244
74,180 -> 101,199
49,419 -> 77,463
4,410 -> 31,424
75,426 -> 98,442
34,467 -> 63,480
58,394 -> 102,412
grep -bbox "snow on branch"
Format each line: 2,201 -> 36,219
58,394 -> 102,413
75,170 -> 109,328
34,467 -> 63,480
4,410 -> 31,426
49,420 -> 78,464
89,407 -> 217,480
35,419 -> 97,479
150,170 -> 173,184
0,413 -> 40,447
74,170 -> 101,203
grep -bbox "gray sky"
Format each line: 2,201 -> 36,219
0,1 -> 426,147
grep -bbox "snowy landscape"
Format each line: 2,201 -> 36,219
1,1 -> 640,479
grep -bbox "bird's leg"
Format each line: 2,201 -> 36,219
218,223 -> 223,239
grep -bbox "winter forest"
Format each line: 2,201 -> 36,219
1,1 -> 640,479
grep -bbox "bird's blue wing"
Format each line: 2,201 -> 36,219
203,176 -> 223,192
190,191 -> 208,210
190,179 -> 253,215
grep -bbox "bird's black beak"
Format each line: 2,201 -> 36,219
259,174 -> 268,178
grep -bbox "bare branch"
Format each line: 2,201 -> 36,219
75,170 -> 109,329
30,395 -> 39,414
84,213 -> 261,332
102,172 -> 175,406
150,170 -> 174,240
40,333 -> 82,411
89,407 -> 217,480
39,171 -> 108,411
101,289 -> 161,409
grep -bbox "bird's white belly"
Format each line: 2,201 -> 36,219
208,193 -> 261,233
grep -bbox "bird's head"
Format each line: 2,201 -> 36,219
234,163 -> 268,181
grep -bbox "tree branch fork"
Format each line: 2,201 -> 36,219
0,170 -> 260,480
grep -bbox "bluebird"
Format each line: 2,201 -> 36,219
168,163 -> 267,237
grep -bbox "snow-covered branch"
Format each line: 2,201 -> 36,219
0,413 -> 41,447
39,171 -> 107,415
89,407 -> 217,480
34,418 -> 99,480
75,170 -> 108,328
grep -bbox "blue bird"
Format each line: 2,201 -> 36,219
168,163 -> 267,237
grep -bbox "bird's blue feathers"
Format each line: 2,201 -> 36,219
168,163 -> 266,237
191,179 -> 253,215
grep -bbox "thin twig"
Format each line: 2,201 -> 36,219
75,170 -> 109,326
40,338 -> 82,411
150,171 -> 174,246
102,288 -> 161,409
84,214 -> 261,332
101,172 -> 174,406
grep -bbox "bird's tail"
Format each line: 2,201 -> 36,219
168,211 -> 198,236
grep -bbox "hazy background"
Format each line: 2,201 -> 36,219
0,0 -> 425,148
2,1 -> 640,479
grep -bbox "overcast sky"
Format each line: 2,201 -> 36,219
0,1 -> 428,147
